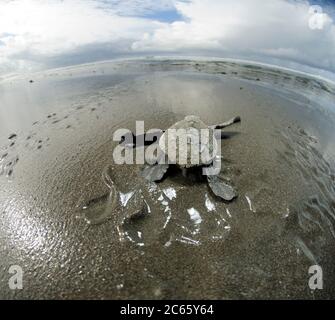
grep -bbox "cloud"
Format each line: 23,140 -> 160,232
0,0 -> 335,75
0,0 -> 165,73
0,0 -> 162,54
133,0 -> 335,71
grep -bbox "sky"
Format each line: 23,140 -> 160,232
0,0 -> 335,77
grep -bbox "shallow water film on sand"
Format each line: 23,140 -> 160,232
0,59 -> 335,299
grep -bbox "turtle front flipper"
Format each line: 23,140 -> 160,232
207,175 -> 237,201
140,163 -> 169,182
211,116 -> 241,129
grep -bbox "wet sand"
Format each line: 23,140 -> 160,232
0,59 -> 335,299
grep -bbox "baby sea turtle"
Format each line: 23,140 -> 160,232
80,115 -> 241,227
140,115 -> 241,201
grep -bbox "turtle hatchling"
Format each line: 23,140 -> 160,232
139,115 -> 241,201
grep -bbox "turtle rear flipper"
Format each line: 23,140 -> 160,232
207,175 -> 237,201
140,163 -> 169,182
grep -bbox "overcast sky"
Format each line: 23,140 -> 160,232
0,0 -> 335,77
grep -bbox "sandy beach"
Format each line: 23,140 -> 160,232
1,59 -> 335,299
